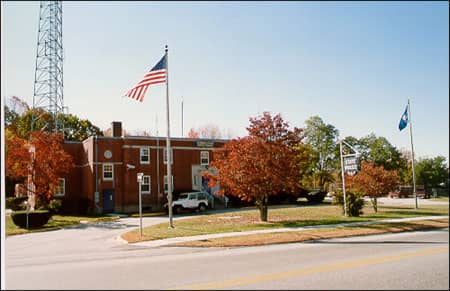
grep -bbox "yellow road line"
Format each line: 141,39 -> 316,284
168,246 -> 448,290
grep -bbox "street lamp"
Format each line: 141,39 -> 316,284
137,172 -> 144,240
24,201 -> 30,229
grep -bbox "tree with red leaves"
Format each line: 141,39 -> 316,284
347,161 -> 400,212
5,130 -> 74,208
206,112 -> 303,221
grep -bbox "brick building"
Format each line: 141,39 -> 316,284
61,121 -> 227,213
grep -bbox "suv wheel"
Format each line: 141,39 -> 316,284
198,203 -> 207,212
174,206 -> 182,214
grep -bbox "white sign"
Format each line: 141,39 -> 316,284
343,155 -> 358,175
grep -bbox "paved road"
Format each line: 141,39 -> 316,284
6,212 -> 449,290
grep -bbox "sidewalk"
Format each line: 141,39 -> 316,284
119,215 -> 448,248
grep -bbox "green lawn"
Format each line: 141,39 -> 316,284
121,203 -> 449,243
429,196 -> 449,202
6,214 -> 119,236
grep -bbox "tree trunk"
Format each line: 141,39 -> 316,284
258,195 -> 268,222
371,197 -> 378,213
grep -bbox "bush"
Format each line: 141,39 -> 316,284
5,197 -> 28,211
11,210 -> 52,229
333,190 -> 365,217
48,199 -> 63,214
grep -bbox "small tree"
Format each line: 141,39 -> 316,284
6,131 -> 74,208
347,161 -> 399,212
332,190 -> 365,217
206,112 -> 302,221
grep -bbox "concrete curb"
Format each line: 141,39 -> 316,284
121,215 -> 448,248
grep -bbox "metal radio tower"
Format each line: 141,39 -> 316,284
32,1 -> 64,135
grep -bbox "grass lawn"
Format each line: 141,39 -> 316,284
6,214 -> 119,236
429,196 -> 449,202
121,203 -> 449,243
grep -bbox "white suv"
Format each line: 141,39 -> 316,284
165,191 -> 209,214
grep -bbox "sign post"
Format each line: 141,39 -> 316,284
339,140 -> 360,217
137,172 -> 144,240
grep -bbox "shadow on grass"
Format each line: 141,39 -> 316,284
251,218 -> 368,229
367,210 -> 447,219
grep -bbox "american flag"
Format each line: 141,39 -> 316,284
125,54 -> 167,102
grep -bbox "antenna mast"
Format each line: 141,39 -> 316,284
32,1 -> 64,136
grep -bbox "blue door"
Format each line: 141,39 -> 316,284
102,189 -> 115,213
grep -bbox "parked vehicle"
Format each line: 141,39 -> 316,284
164,191 -> 209,214
388,185 -> 426,198
302,189 -> 328,203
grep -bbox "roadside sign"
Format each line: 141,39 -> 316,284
343,155 -> 358,175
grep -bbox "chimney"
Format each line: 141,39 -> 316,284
112,121 -> 122,137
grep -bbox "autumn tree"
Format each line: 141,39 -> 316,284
347,161 -> 399,212
5,130 -> 74,208
206,112 -> 303,221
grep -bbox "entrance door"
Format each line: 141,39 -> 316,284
102,189 -> 115,213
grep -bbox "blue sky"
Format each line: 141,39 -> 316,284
2,1 -> 449,160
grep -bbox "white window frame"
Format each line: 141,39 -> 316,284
164,175 -> 174,193
163,148 -> 173,165
141,175 -> 151,194
140,147 -> 150,164
200,151 -> 210,166
54,178 -> 65,197
103,163 -> 114,181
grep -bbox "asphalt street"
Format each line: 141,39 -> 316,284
6,209 -> 449,290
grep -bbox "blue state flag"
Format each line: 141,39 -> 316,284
398,104 -> 409,131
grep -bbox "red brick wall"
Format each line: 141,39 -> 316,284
64,135 -> 226,213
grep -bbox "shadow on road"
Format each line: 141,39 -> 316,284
306,240 -> 448,245
67,221 -> 137,230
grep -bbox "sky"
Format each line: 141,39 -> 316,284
2,1 -> 449,161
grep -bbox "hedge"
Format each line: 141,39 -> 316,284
5,197 -> 28,211
11,210 -> 52,229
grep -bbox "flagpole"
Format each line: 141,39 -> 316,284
408,99 -> 418,209
165,45 -> 174,228
181,98 -> 184,137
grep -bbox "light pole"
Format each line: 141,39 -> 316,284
24,201 -> 30,229
137,172 -> 144,240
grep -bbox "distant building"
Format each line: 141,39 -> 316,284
62,121 -> 227,213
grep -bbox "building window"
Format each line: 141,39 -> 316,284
140,147 -> 150,164
141,175 -> 151,194
103,163 -> 114,181
163,148 -> 173,164
164,175 -> 174,193
54,178 -> 65,197
200,151 -> 210,166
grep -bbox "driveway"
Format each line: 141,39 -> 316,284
5,215 -> 183,267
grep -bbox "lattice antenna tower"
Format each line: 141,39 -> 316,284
32,1 -> 64,136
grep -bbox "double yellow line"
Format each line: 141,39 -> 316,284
168,246 -> 448,290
